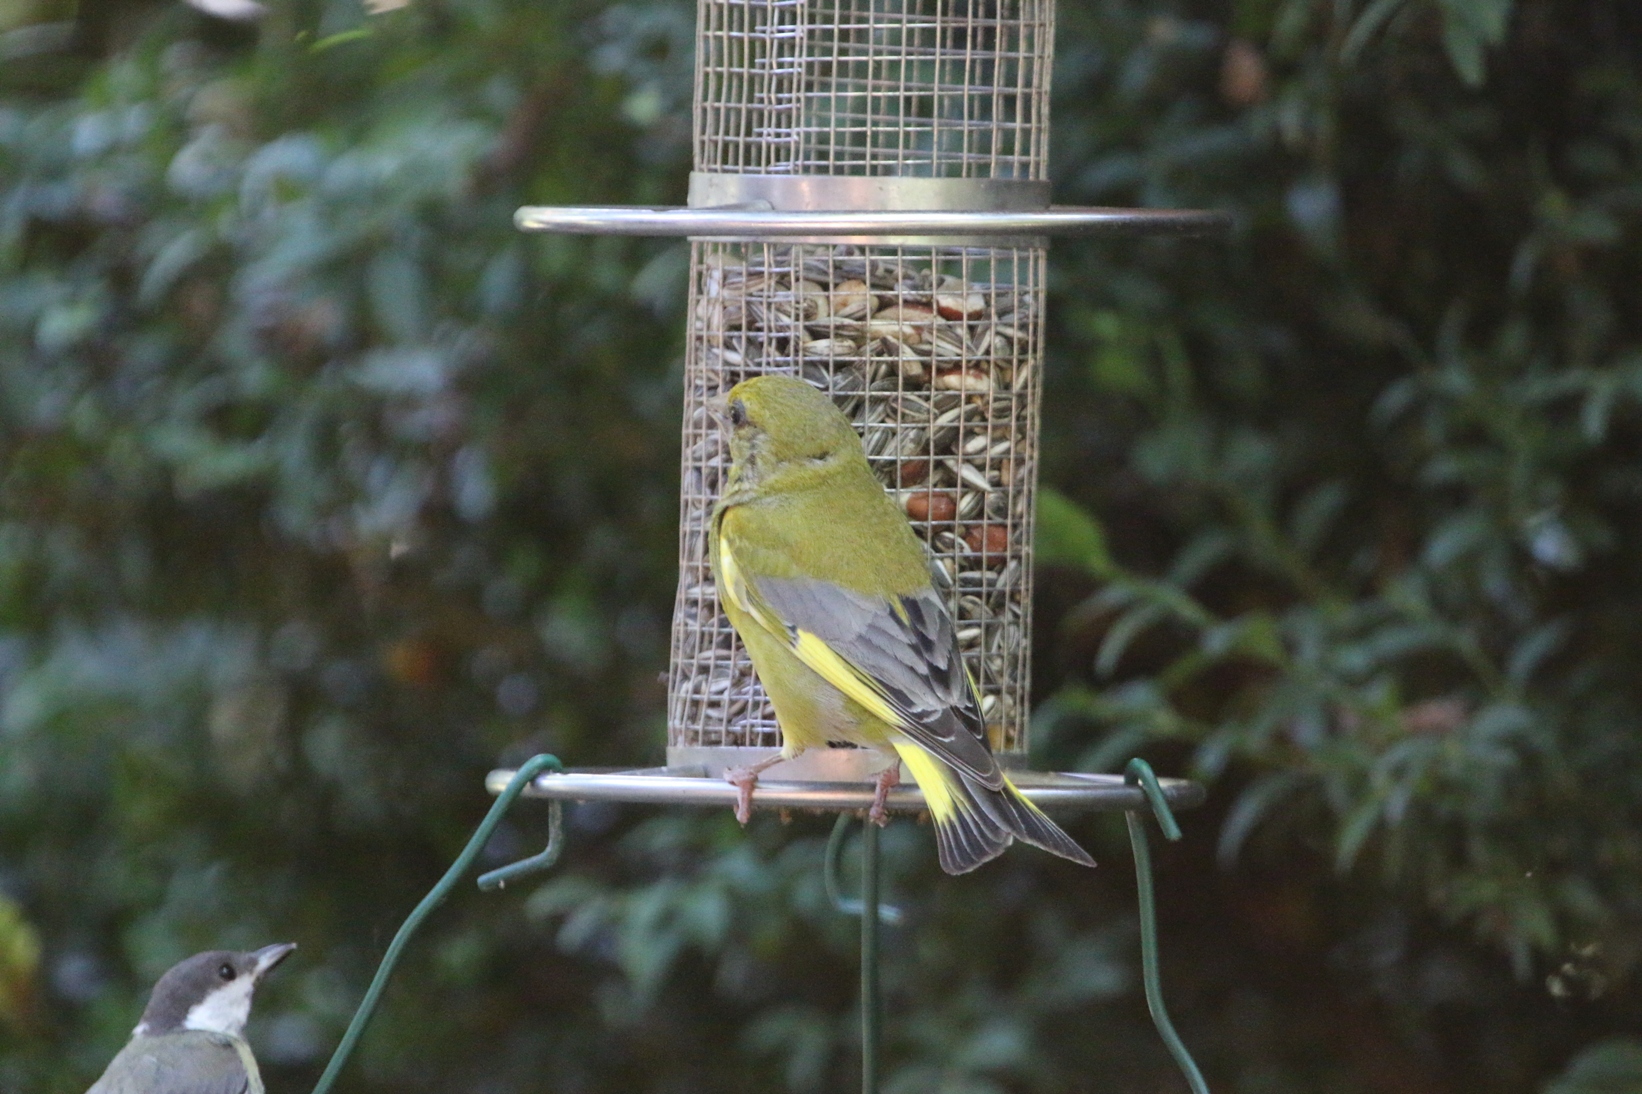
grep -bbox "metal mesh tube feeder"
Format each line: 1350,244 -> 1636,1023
502,1 -> 1225,1090
508,0 -> 1224,817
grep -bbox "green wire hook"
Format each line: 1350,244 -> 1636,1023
309,753 -> 565,1094
1124,757 -> 1209,1094
478,798 -> 565,891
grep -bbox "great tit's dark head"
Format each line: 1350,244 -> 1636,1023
134,943 -> 295,1039
714,374 -> 861,482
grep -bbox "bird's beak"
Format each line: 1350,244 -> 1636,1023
704,392 -> 732,425
251,942 -> 296,978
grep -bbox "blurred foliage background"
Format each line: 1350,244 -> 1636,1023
2,0 -> 1641,1091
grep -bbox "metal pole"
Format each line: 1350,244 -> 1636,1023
861,817 -> 881,1094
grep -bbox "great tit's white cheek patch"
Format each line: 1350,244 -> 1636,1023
183,976 -> 256,1037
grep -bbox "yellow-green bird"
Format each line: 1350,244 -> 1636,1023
709,374 -> 1095,875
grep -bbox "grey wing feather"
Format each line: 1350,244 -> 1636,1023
87,1033 -> 254,1094
753,574 -> 1003,789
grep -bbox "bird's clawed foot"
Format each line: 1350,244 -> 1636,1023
724,755 -> 785,825
868,763 -> 901,827
727,768 -> 759,825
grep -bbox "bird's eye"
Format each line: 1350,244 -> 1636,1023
728,400 -> 747,427
218,964 -> 236,981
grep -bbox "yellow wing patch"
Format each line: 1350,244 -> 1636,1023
789,629 -> 903,727
718,530 -> 794,640
892,742 -> 958,824
716,528 -> 751,615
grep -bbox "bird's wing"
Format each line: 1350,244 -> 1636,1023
88,1033 -> 255,1094
718,521 -> 1001,788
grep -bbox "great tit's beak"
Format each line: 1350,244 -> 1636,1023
251,942 -> 296,978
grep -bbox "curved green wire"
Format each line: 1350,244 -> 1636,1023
824,813 -> 903,925
859,818 -> 881,1094
304,753 -> 1204,1094
1124,757 -> 1209,1094
310,753 -> 564,1094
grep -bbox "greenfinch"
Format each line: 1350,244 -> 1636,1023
709,374 -> 1095,875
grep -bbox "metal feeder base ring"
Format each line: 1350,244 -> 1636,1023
485,759 -> 1204,816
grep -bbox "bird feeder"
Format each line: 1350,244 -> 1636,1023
503,0 -> 1225,848
498,0 -> 1224,1089
518,0 -> 1219,780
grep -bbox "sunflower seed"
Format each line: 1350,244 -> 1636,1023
803,338 -> 859,357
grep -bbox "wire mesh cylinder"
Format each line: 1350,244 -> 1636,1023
695,0 -> 1053,178
668,0 -> 1053,767
668,244 -> 1043,759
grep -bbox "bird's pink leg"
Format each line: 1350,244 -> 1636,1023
725,754 -> 786,825
868,763 -> 901,827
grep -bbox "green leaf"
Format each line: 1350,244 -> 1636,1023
1287,481 -> 1348,560
1168,529 -> 1235,586
1200,612 -> 1287,667
1095,602 -> 1166,677
1340,0 -> 1407,63
1077,310 -> 1153,399
1440,16 -> 1486,87
1035,487 -> 1115,578
309,28 -> 374,53
1436,0 -> 1514,86
138,228 -> 212,309
1217,771 -> 1305,868
1334,793 -> 1384,872
367,250 -> 429,344
1507,619 -> 1570,687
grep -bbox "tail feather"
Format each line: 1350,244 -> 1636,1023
984,773 -> 1098,869
932,802 -> 1011,875
895,743 -> 1096,874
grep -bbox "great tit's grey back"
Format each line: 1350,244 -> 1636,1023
87,1030 -> 260,1094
